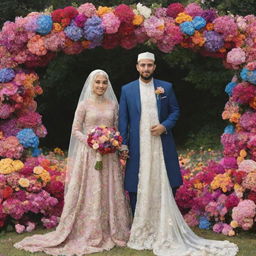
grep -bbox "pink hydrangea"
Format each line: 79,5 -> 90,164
17,111 -> 42,128
0,136 -> 24,159
221,223 -> 235,236
184,209 -> 199,227
34,124 -> 47,138
41,215 -> 59,229
213,16 -> 238,40
77,3 -> 96,17
3,198 -> 25,219
0,119 -> 21,137
0,103 -> 15,119
184,3 -> 203,17
144,16 -> 165,40
154,8 -> 167,18
242,171 -> 256,191
232,200 -> 256,230
134,26 -> 149,44
26,221 -> 36,232
44,31 -> 66,52
213,222 -> 224,233
238,159 -> 256,173
239,111 -> 256,132
114,4 -> 134,24
227,47 -> 246,66
232,82 -> 256,104
15,223 -> 26,233
102,12 -> 121,34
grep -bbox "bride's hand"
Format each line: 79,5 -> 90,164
151,124 -> 166,136
119,150 -> 129,160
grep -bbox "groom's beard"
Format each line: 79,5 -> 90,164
140,73 -> 154,81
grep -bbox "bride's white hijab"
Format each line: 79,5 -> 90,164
64,69 -> 118,195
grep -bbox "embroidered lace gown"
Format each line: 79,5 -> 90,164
127,82 -> 238,256
14,99 -> 131,256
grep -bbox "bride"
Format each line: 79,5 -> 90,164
14,69 -> 131,255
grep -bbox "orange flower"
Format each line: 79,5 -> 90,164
206,23 -> 214,31
249,97 -> 256,109
219,47 -> 227,53
133,14 -> 144,26
191,31 -> 205,46
81,40 -> 90,49
229,113 -> 241,123
53,23 -> 63,32
97,6 -> 112,16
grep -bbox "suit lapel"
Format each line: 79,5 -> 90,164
153,79 -> 161,119
133,80 -> 141,115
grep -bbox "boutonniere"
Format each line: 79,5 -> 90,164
155,87 -> 165,99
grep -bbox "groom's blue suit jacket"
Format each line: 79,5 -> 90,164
118,78 -> 183,192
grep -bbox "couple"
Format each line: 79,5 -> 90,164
14,52 -> 238,256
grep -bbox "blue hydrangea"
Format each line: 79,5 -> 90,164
64,25 -> 83,41
199,216 -> 210,229
0,68 -> 15,83
225,81 -> 237,96
240,68 -> 248,81
83,16 -> 104,42
17,128 -> 39,148
180,21 -> 195,36
32,147 -> 42,157
36,15 -> 53,35
192,16 -> 206,30
224,125 -> 235,134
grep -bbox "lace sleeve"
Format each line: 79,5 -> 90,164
114,102 -> 119,129
71,101 -> 87,143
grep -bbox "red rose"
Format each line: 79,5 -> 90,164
167,3 -> 184,18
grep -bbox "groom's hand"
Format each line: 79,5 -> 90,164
151,124 -> 166,136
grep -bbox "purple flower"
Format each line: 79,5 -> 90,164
0,68 -> 15,83
64,25 -> 83,41
204,31 -> 224,52
83,16 -> 104,42
201,9 -> 217,23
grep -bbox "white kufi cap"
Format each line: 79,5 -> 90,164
137,52 -> 155,62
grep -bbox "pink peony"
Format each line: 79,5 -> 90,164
227,47 -> 246,66
0,136 -> 24,159
15,223 -> 25,233
213,16 -> 238,40
26,221 -> 36,232
77,3 -> 96,17
232,82 -> 256,104
102,12 -> 121,34
144,16 -> 165,40
184,3 -> 203,17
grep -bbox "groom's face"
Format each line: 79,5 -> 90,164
136,59 -> 156,81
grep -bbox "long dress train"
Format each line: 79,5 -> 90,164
127,82 -> 238,256
14,100 -> 131,256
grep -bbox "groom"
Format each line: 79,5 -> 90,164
118,52 -> 183,215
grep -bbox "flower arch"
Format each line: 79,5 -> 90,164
0,2 -> 256,235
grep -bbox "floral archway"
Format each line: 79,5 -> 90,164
0,2 -> 256,235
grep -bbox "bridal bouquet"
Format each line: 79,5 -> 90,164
87,126 -> 123,170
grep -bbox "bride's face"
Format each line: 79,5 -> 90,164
92,74 -> 108,96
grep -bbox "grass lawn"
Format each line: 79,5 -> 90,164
0,227 -> 255,256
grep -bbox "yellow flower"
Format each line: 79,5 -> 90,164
97,6 -> 112,16
33,166 -> 44,175
18,178 -> 30,188
40,171 -> 51,183
0,158 -> 24,174
112,140 -> 119,147
175,12 -> 192,24
133,14 -> 144,26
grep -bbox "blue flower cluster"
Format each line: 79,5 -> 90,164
17,128 -> 39,148
84,16 -> 104,42
225,81 -> 237,96
180,16 -> 206,36
0,68 -> 15,83
224,125 -> 235,134
32,147 -> 42,157
36,15 -> 53,35
199,216 -> 211,229
204,31 -> 224,52
240,68 -> 256,85
64,25 -> 84,41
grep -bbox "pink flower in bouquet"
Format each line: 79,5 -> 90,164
225,193 -> 240,210
17,112 -> 42,128
102,12 -> 121,34
213,222 -> 224,233
246,61 -> 256,71
220,157 -> 238,169
232,82 -> 256,105
3,198 -> 24,219
15,223 -> 25,233
144,16 -> 165,40
0,136 -> 24,159
184,209 -> 199,227
155,8 -> 167,18
44,31 -> 66,51
166,3 -> 184,18
41,215 -> 59,229
213,16 -> 238,40
175,184 -> 196,211
77,3 -> 96,17
14,50 -> 30,64
232,199 -> 256,230
184,3 -> 203,17
34,124 -> 47,138
227,47 -> 246,66
26,221 -> 36,232
63,41 -> 83,55
0,103 -> 15,119
0,82 -> 18,96
236,16 -> 247,31
134,26 -> 149,44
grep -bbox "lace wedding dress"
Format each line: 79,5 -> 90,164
127,81 -> 238,256
14,99 -> 131,256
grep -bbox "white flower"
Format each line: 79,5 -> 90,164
137,3 -> 152,19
